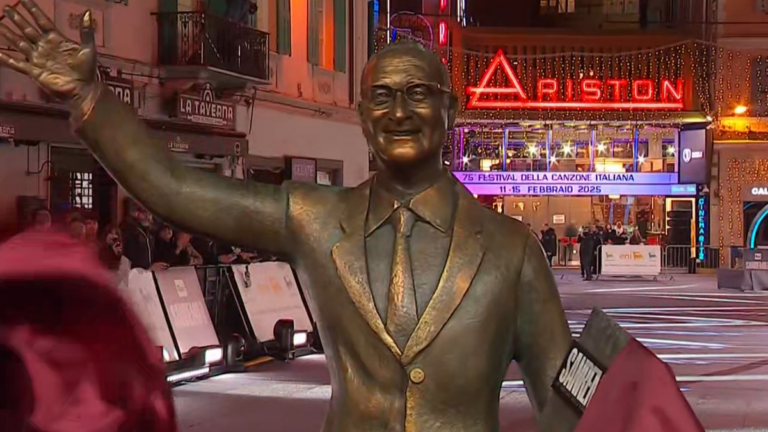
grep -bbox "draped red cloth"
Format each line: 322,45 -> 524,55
575,338 -> 704,432
0,232 -> 177,432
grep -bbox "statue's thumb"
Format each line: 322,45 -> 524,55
80,10 -> 96,49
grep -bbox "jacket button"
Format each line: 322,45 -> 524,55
409,367 -> 425,384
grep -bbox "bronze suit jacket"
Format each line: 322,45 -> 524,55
76,86 -> 574,432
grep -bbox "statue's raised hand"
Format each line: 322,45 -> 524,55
0,0 -> 96,102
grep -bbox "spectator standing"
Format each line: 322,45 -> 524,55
578,225 -> 599,281
67,216 -> 86,242
629,228 -> 645,245
28,208 -> 52,233
540,223 -> 558,267
122,202 -> 167,271
99,224 -> 124,270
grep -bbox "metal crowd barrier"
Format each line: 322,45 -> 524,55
661,245 -> 723,274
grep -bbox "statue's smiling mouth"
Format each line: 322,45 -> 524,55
388,130 -> 420,138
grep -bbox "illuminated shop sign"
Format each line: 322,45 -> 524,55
466,50 -> 685,111
696,192 -> 709,261
454,171 -> 696,196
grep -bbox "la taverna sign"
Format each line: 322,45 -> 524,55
466,50 -> 685,111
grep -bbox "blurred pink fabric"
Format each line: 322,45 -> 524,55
0,232 -> 177,432
575,338 -> 705,432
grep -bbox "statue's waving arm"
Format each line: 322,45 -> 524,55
77,85 -> 290,255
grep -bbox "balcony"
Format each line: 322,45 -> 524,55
155,12 -> 270,87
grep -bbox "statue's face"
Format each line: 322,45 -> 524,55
358,49 -> 457,170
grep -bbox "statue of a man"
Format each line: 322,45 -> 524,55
0,2 -> 574,430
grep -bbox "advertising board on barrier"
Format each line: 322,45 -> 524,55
154,267 -> 220,354
745,249 -> 768,271
117,268 -> 179,362
601,245 -> 662,276
231,262 -> 313,342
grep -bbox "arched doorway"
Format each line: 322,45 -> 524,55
747,203 -> 768,248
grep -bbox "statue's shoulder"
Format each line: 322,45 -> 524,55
284,180 -> 346,205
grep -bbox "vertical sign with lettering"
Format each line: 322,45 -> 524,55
696,187 -> 709,261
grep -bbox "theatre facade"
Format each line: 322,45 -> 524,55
445,28 -> 713,250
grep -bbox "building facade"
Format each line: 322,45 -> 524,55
708,0 -> 768,251
0,0 -> 370,237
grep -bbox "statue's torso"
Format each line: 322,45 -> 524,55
283,181 -> 530,432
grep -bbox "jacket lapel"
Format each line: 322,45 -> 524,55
332,180 -> 402,360
401,185 -> 486,365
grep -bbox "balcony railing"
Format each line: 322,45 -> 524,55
155,12 -> 269,82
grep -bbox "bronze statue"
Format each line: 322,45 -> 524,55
0,2 -> 574,430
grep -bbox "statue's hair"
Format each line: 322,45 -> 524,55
363,41 -> 451,89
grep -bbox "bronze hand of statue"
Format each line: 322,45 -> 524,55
0,0 -> 98,118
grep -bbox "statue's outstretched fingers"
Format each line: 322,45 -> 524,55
19,0 -> 55,34
0,23 -> 33,57
0,51 -> 40,77
3,5 -> 41,43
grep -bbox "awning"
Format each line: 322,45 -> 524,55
0,101 -> 76,143
145,118 -> 248,157
0,101 -> 248,157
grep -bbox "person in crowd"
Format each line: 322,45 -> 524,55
216,242 -> 258,265
98,224 -> 124,270
154,224 -> 177,265
84,216 -> 99,243
629,227 -> 645,245
121,201 -> 167,271
28,208 -> 52,232
578,225 -> 599,281
67,215 -> 86,242
175,232 -> 204,266
191,236 -> 218,265
612,221 -> 629,245
540,223 -> 558,267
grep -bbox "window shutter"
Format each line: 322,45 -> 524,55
308,0 -> 319,65
277,0 -> 292,55
332,0 -> 346,72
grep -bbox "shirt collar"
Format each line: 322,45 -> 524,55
366,173 -> 456,236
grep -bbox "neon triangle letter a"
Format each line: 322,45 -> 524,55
466,49 -> 529,109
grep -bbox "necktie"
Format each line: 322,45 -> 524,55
386,206 -> 418,352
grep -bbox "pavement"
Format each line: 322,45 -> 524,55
172,271 -> 768,431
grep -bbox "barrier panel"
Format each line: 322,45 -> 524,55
116,267 -> 179,362
601,245 -> 662,276
231,262 -> 313,342
154,267 -> 221,355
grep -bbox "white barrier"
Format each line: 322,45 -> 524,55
601,245 -> 662,276
116,265 -> 179,361
231,262 -> 313,342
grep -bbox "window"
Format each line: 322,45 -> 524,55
69,172 -> 93,210
318,0 -> 326,66
273,0 -> 291,55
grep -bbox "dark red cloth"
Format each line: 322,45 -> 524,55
575,338 -> 704,432
0,232 -> 177,432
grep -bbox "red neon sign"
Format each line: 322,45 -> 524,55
440,0 -> 447,11
466,50 -> 685,110
438,21 -> 448,46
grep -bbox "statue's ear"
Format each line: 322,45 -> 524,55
447,94 -> 459,130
